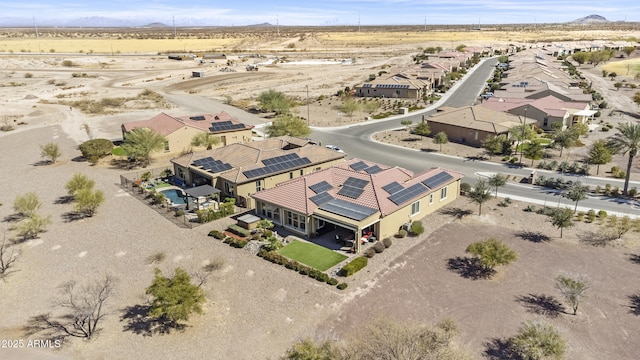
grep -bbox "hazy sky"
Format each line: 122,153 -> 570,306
2,0 -> 638,26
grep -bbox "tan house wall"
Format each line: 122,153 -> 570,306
218,129 -> 253,147
235,158 -> 344,208
427,122 -> 500,147
164,126 -> 205,155
356,87 -> 422,99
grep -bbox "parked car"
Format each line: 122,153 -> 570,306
481,92 -> 494,99
325,145 -> 344,153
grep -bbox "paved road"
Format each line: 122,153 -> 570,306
161,58 -> 640,217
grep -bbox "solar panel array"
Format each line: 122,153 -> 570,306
319,199 -> 378,221
337,186 -> 364,199
209,120 -> 246,132
309,181 -> 333,194
376,84 -> 410,89
263,153 -> 300,166
388,183 -> 428,205
242,154 -> 312,179
349,161 -> 369,171
310,192 -> 334,205
192,157 -> 233,173
189,115 -> 206,121
343,177 -> 369,188
364,165 -> 382,174
382,181 -> 404,195
422,172 -> 453,189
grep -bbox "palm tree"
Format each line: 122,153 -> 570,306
121,128 -> 166,166
191,133 -> 221,150
607,122 -> 640,195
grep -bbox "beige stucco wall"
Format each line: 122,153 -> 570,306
162,128 -> 253,156
378,181 -> 460,239
428,122 -> 498,147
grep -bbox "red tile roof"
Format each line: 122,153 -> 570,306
122,112 -> 252,136
252,159 -> 463,217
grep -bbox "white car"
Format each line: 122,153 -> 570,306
325,145 -> 344,153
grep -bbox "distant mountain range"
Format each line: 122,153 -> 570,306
0,15 -> 618,28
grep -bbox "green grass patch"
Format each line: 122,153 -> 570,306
278,240 -> 347,271
154,182 -> 171,189
112,146 -> 127,156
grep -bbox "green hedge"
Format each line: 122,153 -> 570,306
208,229 -> 226,239
341,256 -> 368,276
227,224 -> 250,238
258,249 -> 342,287
222,237 -> 248,248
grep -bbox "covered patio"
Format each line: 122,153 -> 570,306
184,185 -> 221,210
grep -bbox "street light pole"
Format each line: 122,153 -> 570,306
519,106 -> 528,164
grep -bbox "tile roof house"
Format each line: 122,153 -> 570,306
426,105 -> 535,147
251,158 -> 463,251
482,95 -> 595,131
121,112 -> 254,156
170,136 -> 346,208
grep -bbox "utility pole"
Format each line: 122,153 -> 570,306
306,85 -> 310,125
33,15 -> 39,39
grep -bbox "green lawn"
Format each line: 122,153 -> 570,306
278,240 -> 347,271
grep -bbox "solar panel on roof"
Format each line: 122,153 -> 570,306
422,172 -> 454,189
243,156 -> 312,179
382,181 -> 404,194
343,177 -> 369,189
310,192 -> 334,205
337,185 -> 365,199
364,165 -> 382,174
349,161 -> 369,171
318,199 -> 377,221
388,183 -> 428,205
209,121 -> 246,132
263,153 -> 301,166
192,157 -> 214,167
190,115 -> 206,121
309,181 -> 333,194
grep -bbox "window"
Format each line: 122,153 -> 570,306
411,201 -> 420,216
543,117 -> 549,127
261,203 -> 280,223
255,180 -> 262,192
177,168 -> 184,179
163,141 -> 170,152
224,181 -> 235,196
300,169 -> 304,176
285,210 -> 306,232
289,172 -> 294,179
429,194 -> 434,204
440,187 -> 447,200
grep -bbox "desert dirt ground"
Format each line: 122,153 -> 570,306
1,28 -> 640,360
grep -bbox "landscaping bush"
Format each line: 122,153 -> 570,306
576,211 -> 585,222
524,205 -> 536,212
264,229 -> 273,237
373,241 -> 386,253
208,229 -> 226,240
364,247 -> 376,258
227,224 -> 250,238
598,210 -> 608,219
587,209 -> 596,223
337,282 -> 348,290
228,238 -> 248,248
502,156 -> 511,162
629,187 -> 638,197
382,237 -> 392,248
396,229 -> 408,238
327,278 -> 339,286
460,182 -> 471,193
409,221 -> 424,236
175,209 -> 184,217
79,138 -> 114,163
341,257 -> 368,277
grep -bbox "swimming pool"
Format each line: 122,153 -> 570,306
159,188 -> 187,205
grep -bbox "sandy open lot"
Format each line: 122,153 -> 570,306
1,27 -> 640,360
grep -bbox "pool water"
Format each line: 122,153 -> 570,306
159,189 -> 186,205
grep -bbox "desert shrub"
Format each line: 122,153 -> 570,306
396,229 -> 408,238
61,60 -> 75,67
586,209 -> 596,223
208,229 -> 226,240
264,229 -> 273,237
502,155 -> 511,162
262,236 -> 283,252
79,138 -> 114,161
460,183 -> 471,193
175,209 -> 184,217
576,211 -> 585,222
616,171 -> 626,179
611,166 -> 620,177
337,283 -> 348,290
598,210 -> 608,219
373,241 -> 386,253
226,238 -> 248,248
364,247 -> 376,258
24,73 -> 33,78
524,205 -> 536,212
327,278 -> 339,286
341,257 -> 368,276
629,187 -> 638,197
410,221 -> 424,236
594,185 -> 601,194
252,233 -> 260,240
382,237 -> 392,248
227,224 -> 250,237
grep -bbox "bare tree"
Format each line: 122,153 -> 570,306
0,231 -> 20,280
25,274 -> 117,339
556,274 -> 589,315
